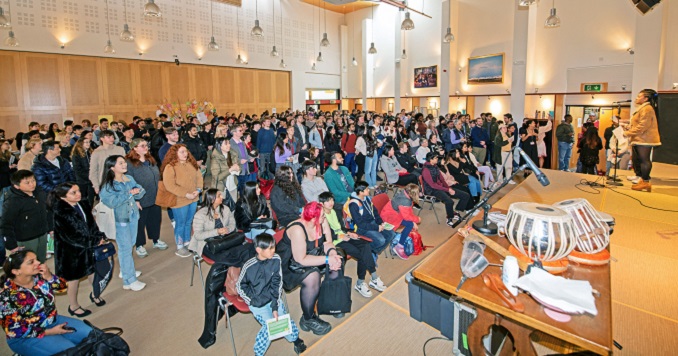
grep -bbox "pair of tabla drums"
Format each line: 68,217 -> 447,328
503,199 -> 614,273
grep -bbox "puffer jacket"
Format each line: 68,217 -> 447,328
379,190 -> 421,228
182,134 -> 207,162
626,103 -> 661,146
32,154 -> 76,193
71,152 -> 91,185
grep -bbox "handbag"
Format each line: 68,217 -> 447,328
155,180 -> 177,208
204,231 -> 246,255
224,266 -> 241,296
250,218 -> 277,231
317,266 -> 352,315
93,242 -> 117,261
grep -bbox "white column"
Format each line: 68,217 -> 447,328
340,25 -> 349,102
394,12 -> 402,113
439,0 -> 451,116
362,18 -> 375,109
510,0 -> 530,125
631,3 -> 664,110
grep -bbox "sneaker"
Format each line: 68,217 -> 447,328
626,175 -> 638,181
135,246 -> 148,258
175,247 -> 191,258
293,339 -> 307,354
447,215 -> 461,228
392,244 -> 409,260
369,277 -> 387,292
354,282 -> 373,298
153,240 -> 169,250
119,270 -> 142,279
298,315 -> 331,335
123,280 -> 146,291
171,220 -> 176,229
508,180 -> 517,185
413,203 -> 422,210
333,313 -> 345,319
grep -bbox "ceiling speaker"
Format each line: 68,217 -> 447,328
631,0 -> 661,14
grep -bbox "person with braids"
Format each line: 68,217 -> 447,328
624,89 -> 661,192
270,165 -> 306,227
1,250 -> 94,355
275,202 -> 344,335
577,127 -> 603,175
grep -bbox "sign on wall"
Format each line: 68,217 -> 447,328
580,83 -> 608,93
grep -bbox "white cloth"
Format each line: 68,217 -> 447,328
514,267 -> 598,316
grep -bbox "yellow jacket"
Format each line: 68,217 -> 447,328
626,103 -> 661,146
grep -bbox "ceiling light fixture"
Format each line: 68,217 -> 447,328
519,0 -> 537,6
321,1 -> 330,47
104,0 -> 115,53
236,8 -> 245,63
317,52 -> 324,62
401,11 -> 414,31
251,0 -> 263,37
120,0 -> 134,41
369,6 -> 377,54
270,0 -> 277,56
545,0 -> 561,28
207,0 -> 218,51
352,57 -> 358,66
143,0 -> 161,18
443,27 -> 454,43
0,6 -> 10,28
401,49 -> 407,60
280,59 -> 286,68
5,30 -> 18,47
312,62 -> 317,71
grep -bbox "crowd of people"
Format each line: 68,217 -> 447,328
0,88 -> 661,355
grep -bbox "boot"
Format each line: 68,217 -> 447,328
198,263 -> 230,349
632,179 -> 651,192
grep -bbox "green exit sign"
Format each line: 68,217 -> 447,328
581,83 -> 607,93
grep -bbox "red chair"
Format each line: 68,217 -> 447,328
372,193 -> 390,213
190,252 -> 215,288
217,287 -> 250,356
273,228 -> 285,245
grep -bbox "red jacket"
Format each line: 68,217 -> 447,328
379,191 -> 421,228
341,133 -> 357,154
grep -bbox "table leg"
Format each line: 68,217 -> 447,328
468,305 -> 537,356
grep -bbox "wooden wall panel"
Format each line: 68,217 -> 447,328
0,51 -> 291,138
105,61 -> 134,106
168,66 -> 190,101
138,63 -> 164,105
0,54 -> 19,109
24,55 -> 62,108
67,58 -> 100,107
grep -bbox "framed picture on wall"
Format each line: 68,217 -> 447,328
468,53 -> 504,84
414,65 -> 438,88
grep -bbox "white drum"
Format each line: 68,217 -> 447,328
505,202 -> 577,262
553,199 -> 610,254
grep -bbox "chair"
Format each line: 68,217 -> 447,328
190,252 -> 215,288
273,228 -> 285,244
417,175 -> 441,224
217,288 -> 250,356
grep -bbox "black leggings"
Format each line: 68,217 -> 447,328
355,153 -> 366,181
299,269 -> 340,319
337,238 -> 376,281
632,145 -> 653,181
395,174 -> 418,186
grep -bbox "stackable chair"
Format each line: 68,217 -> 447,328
417,175 -> 441,224
217,285 -> 250,356
190,252 -> 215,288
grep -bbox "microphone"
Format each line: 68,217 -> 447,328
514,147 -> 550,186
613,100 -> 632,103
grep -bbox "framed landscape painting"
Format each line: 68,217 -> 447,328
414,65 -> 438,88
468,53 -> 504,84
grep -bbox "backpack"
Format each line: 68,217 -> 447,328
343,198 -> 364,232
390,233 -> 415,256
409,231 -> 429,256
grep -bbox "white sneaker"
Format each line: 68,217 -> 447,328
119,270 -> 142,279
631,178 -> 640,184
508,180 -> 516,185
626,175 -> 638,181
175,247 -> 191,258
135,246 -> 148,258
354,282 -> 373,298
369,277 -> 387,292
171,220 -> 176,229
123,280 -> 146,291
153,240 -> 169,250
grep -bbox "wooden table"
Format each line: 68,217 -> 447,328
411,211 -> 613,355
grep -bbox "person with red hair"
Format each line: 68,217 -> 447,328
275,202 -> 344,335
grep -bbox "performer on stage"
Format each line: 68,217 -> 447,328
623,89 -> 661,192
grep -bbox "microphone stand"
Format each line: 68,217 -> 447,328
607,104 -> 623,186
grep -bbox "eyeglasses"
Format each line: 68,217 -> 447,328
137,144 -> 148,148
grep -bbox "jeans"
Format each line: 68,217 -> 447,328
172,202 -> 198,247
398,221 -> 415,245
558,141 -> 573,171
467,176 -> 482,197
249,300 -> 299,356
362,229 -> 395,254
259,152 -> 272,178
344,153 -> 357,175
7,315 -> 93,356
246,228 -> 276,240
496,151 -> 513,180
137,204 -> 161,247
116,218 -> 139,286
364,153 -> 378,187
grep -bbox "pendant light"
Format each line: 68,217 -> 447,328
312,62 -> 317,71
401,12 -> 414,31
120,0 -> 134,42
207,0 -> 219,50
251,0 -> 263,37
270,0 -> 278,56
5,30 -> 18,47
279,0 -> 286,67
317,52 -> 324,62
280,59 -> 286,68
351,4 -> 357,66
401,49 -> 407,59
0,6 -> 10,28
519,0 -> 537,5
443,27 -> 454,42
143,0 -> 161,18
315,6 -> 324,63
401,30 -> 407,60
236,8 -> 246,63
320,1 -> 330,47
104,0 -> 115,53
368,6 -> 377,54
545,0 -> 561,28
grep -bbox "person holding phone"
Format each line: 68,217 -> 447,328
1,250 -> 93,356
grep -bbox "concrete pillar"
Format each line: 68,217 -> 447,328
510,0 -> 531,125
439,0 -> 451,116
631,2 -> 664,110
394,12 -> 402,113
362,18 -> 375,110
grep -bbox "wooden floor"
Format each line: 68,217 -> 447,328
2,164 -> 677,355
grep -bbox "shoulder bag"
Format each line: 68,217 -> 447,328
155,180 -> 177,208
93,242 -> 117,261
317,264 -> 352,315
204,231 -> 246,255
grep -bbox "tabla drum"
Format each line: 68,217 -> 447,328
598,211 -> 616,235
553,199 -> 610,254
504,202 -> 577,267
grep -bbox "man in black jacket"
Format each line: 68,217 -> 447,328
0,170 -> 53,261
32,141 -> 76,193
182,124 -> 207,166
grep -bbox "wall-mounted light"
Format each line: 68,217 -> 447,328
455,90 -> 460,95
487,96 -> 491,100
458,67 -> 462,72
627,48 -> 635,55
59,43 -> 65,49
673,83 -> 678,90
621,84 -> 627,91
534,88 -> 539,93
506,89 -> 510,94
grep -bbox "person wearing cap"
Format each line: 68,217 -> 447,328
421,152 -> 468,228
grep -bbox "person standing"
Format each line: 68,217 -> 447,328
556,115 -> 575,171
182,124 -> 207,168
624,89 -> 661,192
98,155 -> 146,291
493,124 -> 515,184
32,141 -> 76,193
17,138 -> 42,171
578,128 -> 603,175
230,125 -> 251,196
125,139 -> 167,257
89,130 -> 125,195
256,117 -> 276,178
470,118 -> 489,165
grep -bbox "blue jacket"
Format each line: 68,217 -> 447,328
348,193 -> 383,236
256,127 -> 276,154
99,175 -> 146,224
471,126 -> 489,148
32,155 -> 76,193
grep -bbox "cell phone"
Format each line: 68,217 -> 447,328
63,325 -> 76,332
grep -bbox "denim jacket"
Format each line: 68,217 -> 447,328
99,175 -> 146,223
